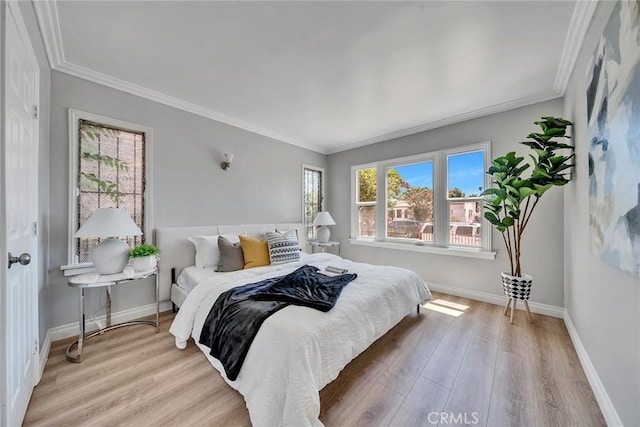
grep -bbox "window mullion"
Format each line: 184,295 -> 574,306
375,164 -> 386,241
434,152 -> 448,247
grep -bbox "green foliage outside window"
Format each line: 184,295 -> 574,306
80,124 -> 130,203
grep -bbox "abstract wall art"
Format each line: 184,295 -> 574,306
586,0 -> 640,278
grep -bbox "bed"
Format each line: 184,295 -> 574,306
156,224 -> 431,427
156,223 -> 307,309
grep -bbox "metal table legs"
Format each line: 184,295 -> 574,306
65,274 -> 159,363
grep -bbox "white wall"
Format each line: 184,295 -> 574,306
47,71 -> 326,329
563,2 -> 639,425
327,99 -> 566,308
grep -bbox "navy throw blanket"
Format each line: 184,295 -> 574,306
199,265 -> 357,380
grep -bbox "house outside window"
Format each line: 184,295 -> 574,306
386,159 -> 435,241
447,150 -> 485,246
351,142 -> 491,254
67,110 -> 152,267
303,165 -> 324,240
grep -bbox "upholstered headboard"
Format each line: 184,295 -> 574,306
154,223 -> 306,301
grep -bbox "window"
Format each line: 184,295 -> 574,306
387,160 -> 434,241
447,151 -> 484,247
302,165 -> 324,239
67,110 -> 152,267
351,142 -> 491,255
355,166 -> 376,238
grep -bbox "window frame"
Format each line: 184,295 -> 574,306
350,142 -> 494,259
444,145 -> 489,248
351,162 -> 377,240
384,154 -> 438,243
302,164 -> 325,240
65,109 -> 153,270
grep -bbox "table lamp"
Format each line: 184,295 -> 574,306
74,208 -> 143,274
312,211 -> 336,243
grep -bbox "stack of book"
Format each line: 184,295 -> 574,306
325,266 -> 348,274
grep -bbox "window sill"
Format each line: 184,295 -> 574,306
60,263 -> 97,277
348,239 -> 496,260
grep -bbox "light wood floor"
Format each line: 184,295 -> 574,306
24,292 -> 605,427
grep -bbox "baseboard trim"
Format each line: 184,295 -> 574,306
428,282 -> 564,318
48,301 -> 173,343
38,329 -> 52,382
564,310 -> 623,427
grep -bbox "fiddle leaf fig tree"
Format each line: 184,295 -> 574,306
482,117 -> 574,277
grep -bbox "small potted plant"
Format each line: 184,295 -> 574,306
129,242 -> 160,271
482,117 -> 574,323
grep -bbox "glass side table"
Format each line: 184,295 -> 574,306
309,240 -> 341,256
66,268 -> 159,363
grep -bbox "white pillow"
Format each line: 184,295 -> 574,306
189,234 -> 240,268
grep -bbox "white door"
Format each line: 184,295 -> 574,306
2,1 -> 40,425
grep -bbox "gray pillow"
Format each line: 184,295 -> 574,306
217,236 -> 245,272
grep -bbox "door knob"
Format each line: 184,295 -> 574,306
8,252 -> 31,269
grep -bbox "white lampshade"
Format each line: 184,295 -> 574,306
75,208 -> 143,238
313,211 -> 336,243
75,208 -> 142,275
312,211 -> 336,226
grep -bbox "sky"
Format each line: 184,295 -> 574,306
393,151 -> 485,196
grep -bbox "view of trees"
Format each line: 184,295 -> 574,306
76,120 -> 145,262
404,187 -> 433,221
448,187 -> 465,198
80,123 -> 130,203
356,150 -> 485,245
359,169 -> 484,223
358,167 -> 435,221
358,168 -> 407,202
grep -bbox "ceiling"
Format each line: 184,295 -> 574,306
34,1 -> 594,154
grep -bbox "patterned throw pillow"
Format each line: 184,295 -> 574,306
266,229 -> 301,265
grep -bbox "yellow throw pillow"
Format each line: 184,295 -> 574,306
239,235 -> 270,269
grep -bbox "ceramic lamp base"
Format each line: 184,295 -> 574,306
317,226 -> 331,243
92,237 -> 130,274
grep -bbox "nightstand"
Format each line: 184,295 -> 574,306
309,240 -> 341,256
66,268 -> 159,363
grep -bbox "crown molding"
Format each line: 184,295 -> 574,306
32,0 -> 329,154
55,60 -> 328,154
34,0 -> 579,156
32,0 -> 65,68
554,0 -> 599,94
326,90 -> 562,154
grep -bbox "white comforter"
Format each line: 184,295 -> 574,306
169,253 -> 431,427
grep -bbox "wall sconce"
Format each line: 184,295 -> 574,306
220,153 -> 234,170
